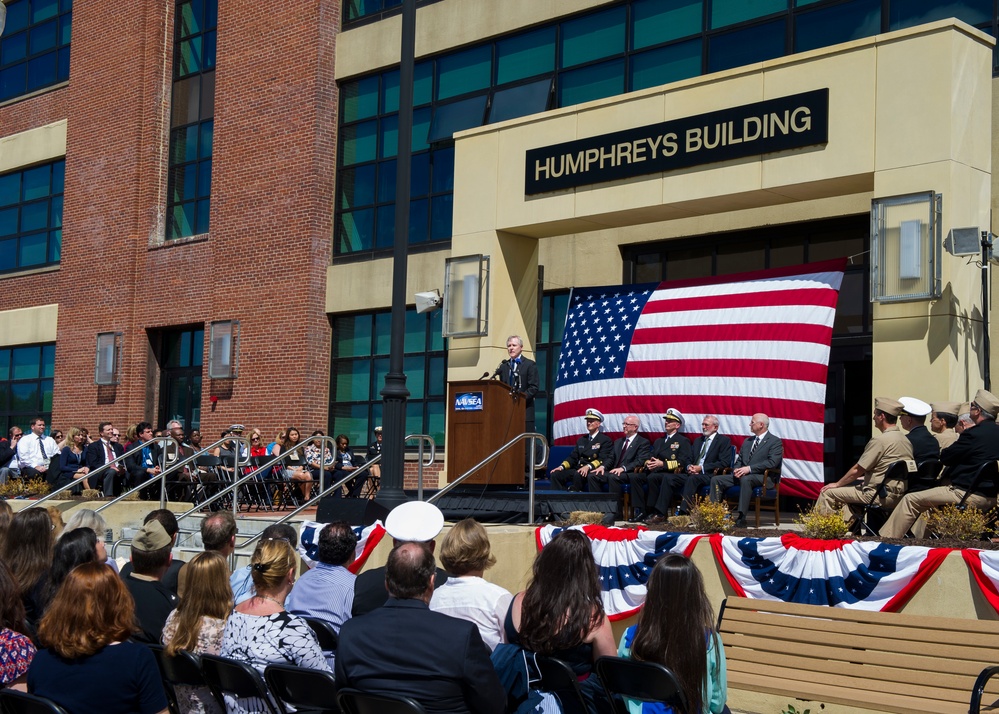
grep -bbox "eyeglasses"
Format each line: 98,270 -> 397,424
111,432 -> 120,438
251,437 -> 260,442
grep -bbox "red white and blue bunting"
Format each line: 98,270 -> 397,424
963,549 -> 999,615
535,524 -> 703,620
298,520 -> 386,572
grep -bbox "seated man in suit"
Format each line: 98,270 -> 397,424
85,421 -> 125,496
336,541 -> 506,714
631,409 -> 692,523
587,415 -> 650,519
814,397 -> 912,529
678,415 -> 733,514
899,397 -> 940,463
550,408 -> 614,492
881,388 -> 999,539
709,413 -> 783,528
125,422 -> 162,498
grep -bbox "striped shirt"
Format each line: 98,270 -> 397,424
286,563 -> 355,632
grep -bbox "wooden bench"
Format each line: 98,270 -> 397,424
717,596 -> 999,714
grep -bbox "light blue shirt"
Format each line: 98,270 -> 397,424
286,562 -> 355,632
230,565 -> 254,605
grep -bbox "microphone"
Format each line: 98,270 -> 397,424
478,371 -> 490,381
491,360 -> 506,380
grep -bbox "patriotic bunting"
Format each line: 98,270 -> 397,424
711,532 -> 951,611
298,520 -> 386,573
552,260 -> 845,499
536,524 -> 704,620
962,549 -> 999,615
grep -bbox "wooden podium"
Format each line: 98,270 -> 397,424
446,379 -> 526,485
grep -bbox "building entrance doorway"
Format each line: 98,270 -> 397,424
158,327 -> 203,432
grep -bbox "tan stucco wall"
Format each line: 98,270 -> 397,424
0,120 -> 67,174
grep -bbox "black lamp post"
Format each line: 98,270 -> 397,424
376,0 -> 417,510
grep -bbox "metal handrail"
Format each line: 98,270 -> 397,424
29,436 -> 179,508
427,432 -> 548,522
407,434 -> 436,500
174,435 -> 338,521
96,436 -> 248,513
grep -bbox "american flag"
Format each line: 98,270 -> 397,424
552,260 -> 846,499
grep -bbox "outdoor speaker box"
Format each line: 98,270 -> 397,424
315,497 -> 389,526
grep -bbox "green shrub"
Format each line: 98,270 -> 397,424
689,496 -> 733,533
924,504 -> 993,541
795,506 -> 850,540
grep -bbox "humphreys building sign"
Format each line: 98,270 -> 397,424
525,89 -> 828,195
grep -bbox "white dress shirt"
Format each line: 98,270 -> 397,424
429,575 -> 513,651
17,433 -> 58,469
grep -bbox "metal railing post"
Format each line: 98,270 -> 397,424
405,434 -> 435,501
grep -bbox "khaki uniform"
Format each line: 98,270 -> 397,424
814,426 -> 913,523
934,430 -> 959,449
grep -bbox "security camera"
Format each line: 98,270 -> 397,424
414,290 -> 442,314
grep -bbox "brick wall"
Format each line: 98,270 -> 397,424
0,0 -> 341,440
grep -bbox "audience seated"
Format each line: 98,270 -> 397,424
353,501 -> 449,617
304,430 -> 334,490
177,511 -> 237,598
28,562 -> 169,714
429,518 -> 511,651
286,521 -> 357,634
618,554 -> 727,714
162,551 -> 232,714
63,508 -> 118,573
0,508 -> 55,638
220,538 -> 330,714
275,427 -> 314,501
0,561 -> 34,692
56,427 -> 90,492
121,520 -> 179,644
336,542 -> 507,714
332,434 -> 367,498
40,529 -> 103,614
230,523 -> 298,605
505,528 -> 615,714
120,510 -> 185,594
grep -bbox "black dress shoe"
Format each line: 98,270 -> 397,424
734,513 -> 748,528
631,510 -> 645,522
645,513 -> 665,525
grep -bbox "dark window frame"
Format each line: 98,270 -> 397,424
0,159 -> 64,273
0,0 -> 72,104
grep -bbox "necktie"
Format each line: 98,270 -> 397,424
699,437 -> 709,461
616,438 -> 630,468
106,441 -> 114,465
509,359 -> 520,386
749,436 -> 759,459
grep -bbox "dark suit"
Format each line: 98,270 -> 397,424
550,432 -> 613,491
906,425 -> 941,464
85,439 -> 125,496
679,433 -> 733,512
631,433 -> 693,518
336,597 -> 506,714
709,432 -> 784,517
497,356 -> 541,475
352,566 -> 449,617
587,435 -> 650,515
125,440 -> 162,498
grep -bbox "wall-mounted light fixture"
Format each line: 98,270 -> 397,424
870,191 -> 941,303
208,320 -> 240,379
95,332 -> 122,385
443,254 -> 489,337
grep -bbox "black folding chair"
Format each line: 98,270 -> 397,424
957,461 -> 999,509
336,689 -> 427,714
908,459 -> 943,493
200,653 -> 280,714
858,460 -> 908,535
149,644 -> 207,714
0,691 -> 70,714
595,656 -> 688,714
536,655 -> 589,714
264,663 -> 339,714
304,617 -> 339,652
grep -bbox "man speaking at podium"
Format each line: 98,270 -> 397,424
496,335 -> 540,481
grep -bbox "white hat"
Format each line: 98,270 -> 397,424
899,397 -> 932,418
584,408 -> 604,422
663,408 -> 684,425
384,501 -> 444,542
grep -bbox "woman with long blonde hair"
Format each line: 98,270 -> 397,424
162,551 -> 232,714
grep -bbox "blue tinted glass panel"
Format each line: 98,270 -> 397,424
489,78 -> 551,124
374,313 -> 391,355
377,160 -> 396,203
178,37 -> 203,76
709,20 -> 786,73
382,69 -> 399,113
19,233 -> 46,266
558,59 -> 625,107
335,315 -> 373,358
169,203 -> 195,238
496,27 -> 556,84
0,241 -> 13,271
427,356 -> 445,396
26,53 -> 57,91
889,0 -> 990,29
12,346 -> 39,379
21,166 -> 49,201
335,359 -> 371,402
29,19 -> 57,53
339,164 -> 376,209
379,114 -> 398,159
31,0 -> 58,22
10,383 -> 38,413
41,379 -> 53,412
404,309 -> 426,353
0,175 -> 20,208
342,76 -> 380,123
431,147 -> 454,194
197,161 -> 211,198
0,66 -> 27,102
411,152 -> 430,197
430,194 -> 452,241
171,126 -> 198,163
375,204 -> 394,249
203,30 -> 216,69
437,46 -> 491,101
403,356 -> 425,398
59,12 -> 72,44
49,196 -> 62,227
1,32 -> 27,64
57,47 -> 69,81
195,198 -> 210,233
711,0 -> 786,28
41,345 -> 55,378
631,40 -> 702,90
633,0 -> 702,49
427,95 -> 487,143
341,121 -> 377,166
427,401 -> 445,445
408,198 -> 428,244
199,120 -> 213,158
412,107 -> 432,152
339,209 -> 374,252
561,6 -> 626,68
50,161 -> 64,193
0,352 -> 11,383
20,201 -> 47,232
0,209 -> 16,237
48,229 -> 60,263
414,62 -> 433,106
5,2 -> 29,34
796,0 -> 880,52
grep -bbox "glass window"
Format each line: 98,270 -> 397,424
342,75 -> 380,123
711,0 -> 786,29
437,46 -> 492,101
0,0 -> 72,103
796,0 -> 880,53
630,40 -> 702,90
330,308 -> 447,448
340,121 -> 378,166
489,78 -> 552,124
632,0 -> 702,49
0,341 -> 54,436
558,59 -> 625,107
0,160 -> 64,274
717,240 -> 766,274
666,247 -> 712,280
888,0 -> 991,30
708,19 -> 786,73
166,0 -> 217,240
560,6 -> 626,68
427,95 -> 488,143
634,252 -> 662,283
497,27 -> 556,84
